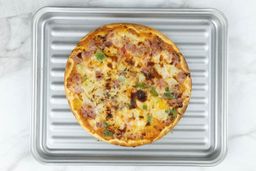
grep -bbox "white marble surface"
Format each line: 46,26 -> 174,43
0,0 -> 256,170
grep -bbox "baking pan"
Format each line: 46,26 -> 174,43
32,7 -> 227,166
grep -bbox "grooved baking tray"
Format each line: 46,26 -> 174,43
32,7 -> 227,166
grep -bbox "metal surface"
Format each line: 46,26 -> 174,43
32,7 -> 227,166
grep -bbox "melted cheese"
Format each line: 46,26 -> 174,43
155,64 -> 180,79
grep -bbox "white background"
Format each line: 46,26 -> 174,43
0,0 -> 256,170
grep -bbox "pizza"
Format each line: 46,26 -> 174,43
64,23 -> 192,147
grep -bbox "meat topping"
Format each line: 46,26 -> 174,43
104,41 -> 112,47
130,92 -> 137,109
113,80 -> 120,88
81,50 -> 93,60
130,90 -> 147,108
73,53 -> 83,63
67,73 -> 81,88
125,57 -> 135,65
141,66 -> 161,80
107,63 -> 113,68
170,52 -> 180,66
105,79 -> 112,90
95,71 -> 103,80
176,72 -> 187,84
74,85 -> 84,93
150,36 -> 164,56
155,78 -> 167,89
80,104 -> 96,119
167,98 -> 183,108
106,107 -> 113,119
136,90 -> 147,102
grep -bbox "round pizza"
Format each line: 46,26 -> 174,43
64,23 -> 192,147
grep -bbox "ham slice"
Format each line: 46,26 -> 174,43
73,53 -> 82,63
74,85 -> 84,93
113,80 -> 120,88
67,73 -> 81,88
167,98 -> 183,108
170,52 -> 180,66
141,66 -> 161,80
155,78 -> 167,89
81,51 -> 93,61
95,71 -> 103,80
176,72 -> 187,84
80,104 -> 96,119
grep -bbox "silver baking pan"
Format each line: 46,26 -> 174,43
31,7 -> 227,166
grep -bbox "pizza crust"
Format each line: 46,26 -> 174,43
64,23 -> 192,147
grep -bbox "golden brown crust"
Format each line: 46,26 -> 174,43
64,23 -> 192,147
